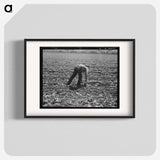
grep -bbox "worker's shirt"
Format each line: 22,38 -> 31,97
75,64 -> 88,83
75,64 -> 88,74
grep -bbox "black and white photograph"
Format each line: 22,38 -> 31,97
40,47 -> 119,108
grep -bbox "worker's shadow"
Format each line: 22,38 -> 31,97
69,85 -> 84,90
69,85 -> 80,90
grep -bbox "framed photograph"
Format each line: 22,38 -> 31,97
25,39 -> 135,118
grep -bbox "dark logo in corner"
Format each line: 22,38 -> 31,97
4,4 -> 12,13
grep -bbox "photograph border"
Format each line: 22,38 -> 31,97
40,46 -> 120,109
24,39 -> 135,118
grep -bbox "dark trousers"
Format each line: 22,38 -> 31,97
67,69 -> 82,86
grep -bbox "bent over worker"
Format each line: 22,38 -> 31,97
67,64 -> 88,87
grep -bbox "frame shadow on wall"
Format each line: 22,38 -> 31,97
5,40 -> 24,119
14,40 -> 24,119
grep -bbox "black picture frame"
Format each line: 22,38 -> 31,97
24,39 -> 135,118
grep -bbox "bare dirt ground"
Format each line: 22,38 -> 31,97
42,50 -> 118,108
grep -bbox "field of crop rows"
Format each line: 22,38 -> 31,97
42,49 -> 118,108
